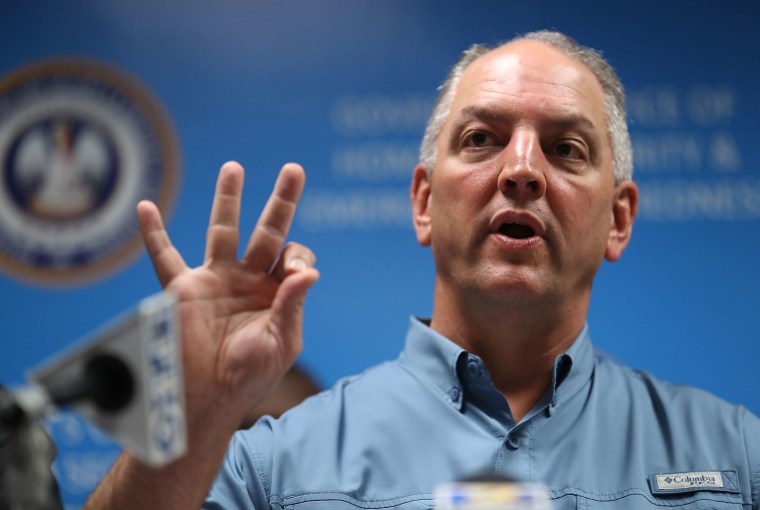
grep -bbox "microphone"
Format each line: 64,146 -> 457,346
45,353 -> 135,412
1,292 -> 186,509
17,291 -> 186,466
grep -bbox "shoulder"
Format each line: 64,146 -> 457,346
595,353 -> 753,417
587,355 -> 760,501
594,354 -> 760,460
219,357 -> 449,506
212,362 -> 410,506
240,357 -> 424,447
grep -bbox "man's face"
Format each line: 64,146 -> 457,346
411,40 -> 636,309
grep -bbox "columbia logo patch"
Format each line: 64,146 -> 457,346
650,470 -> 741,496
655,471 -> 724,491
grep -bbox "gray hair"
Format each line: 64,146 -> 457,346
419,30 -> 633,183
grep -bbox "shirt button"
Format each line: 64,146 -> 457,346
506,436 -> 519,451
466,360 -> 483,379
449,387 -> 461,402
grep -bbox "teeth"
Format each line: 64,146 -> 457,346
499,222 -> 535,239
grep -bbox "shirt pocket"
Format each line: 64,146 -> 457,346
555,469 -> 746,509
572,486 -> 744,509
577,491 -> 744,509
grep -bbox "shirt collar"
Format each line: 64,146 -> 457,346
547,323 -> 594,415
399,317 -> 469,411
399,317 -> 595,415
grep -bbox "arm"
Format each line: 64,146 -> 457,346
84,161 -> 319,509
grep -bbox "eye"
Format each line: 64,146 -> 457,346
551,141 -> 586,160
463,130 -> 498,149
470,132 -> 490,147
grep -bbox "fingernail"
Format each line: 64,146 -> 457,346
288,258 -> 307,271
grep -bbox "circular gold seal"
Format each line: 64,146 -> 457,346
0,58 -> 180,286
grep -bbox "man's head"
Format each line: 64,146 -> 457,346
419,30 -> 633,185
410,31 -> 638,326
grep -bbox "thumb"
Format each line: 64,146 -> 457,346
269,267 -> 320,354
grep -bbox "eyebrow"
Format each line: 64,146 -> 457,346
451,105 -> 499,130
452,104 -> 600,134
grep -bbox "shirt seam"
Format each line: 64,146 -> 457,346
244,431 -> 273,505
281,490 -> 434,506
742,405 -> 760,507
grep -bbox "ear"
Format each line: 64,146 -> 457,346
410,163 -> 432,247
605,180 -> 638,262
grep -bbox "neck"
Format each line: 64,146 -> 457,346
429,280 -> 589,421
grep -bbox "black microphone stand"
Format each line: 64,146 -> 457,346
0,354 -> 134,510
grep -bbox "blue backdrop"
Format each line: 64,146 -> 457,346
1,1 -> 759,507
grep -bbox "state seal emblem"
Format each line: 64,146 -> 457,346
0,58 -> 179,286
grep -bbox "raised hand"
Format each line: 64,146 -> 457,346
137,161 -> 319,430
84,161 -> 318,510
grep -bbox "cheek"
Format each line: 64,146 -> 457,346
432,167 -> 495,214
548,178 -> 612,240
428,170 -> 493,250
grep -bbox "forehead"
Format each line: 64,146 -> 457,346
449,40 -> 607,129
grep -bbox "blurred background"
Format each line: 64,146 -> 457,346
1,1 -> 758,507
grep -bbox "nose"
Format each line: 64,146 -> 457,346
498,130 -> 547,199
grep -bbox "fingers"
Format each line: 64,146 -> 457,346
270,242 -> 317,282
137,200 -> 187,288
270,264 -> 320,358
242,163 -> 305,272
205,162 -> 244,263
269,242 -> 319,357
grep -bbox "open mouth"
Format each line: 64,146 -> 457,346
499,222 -> 536,239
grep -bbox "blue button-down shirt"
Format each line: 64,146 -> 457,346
205,318 -> 760,509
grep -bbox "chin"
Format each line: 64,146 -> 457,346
470,270 -> 549,303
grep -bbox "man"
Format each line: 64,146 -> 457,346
85,30 -> 760,509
